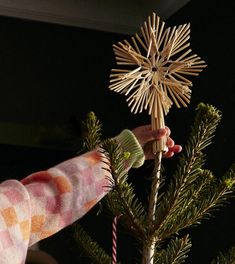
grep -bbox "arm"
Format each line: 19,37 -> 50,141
0,129 -> 144,264
0,126 -> 181,263
21,129 -> 147,247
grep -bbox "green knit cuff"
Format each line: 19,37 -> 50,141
114,129 -> 145,168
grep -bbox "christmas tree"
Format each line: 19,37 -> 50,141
73,104 -> 235,264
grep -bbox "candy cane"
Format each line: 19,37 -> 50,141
112,214 -> 122,264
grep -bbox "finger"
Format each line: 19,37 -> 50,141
132,126 -> 167,145
164,151 -> 174,158
165,126 -> 171,137
169,145 -> 182,153
163,145 -> 182,158
153,128 -> 167,140
144,144 -> 182,160
166,137 -> 174,148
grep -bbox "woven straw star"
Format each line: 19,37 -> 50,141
109,13 -> 207,152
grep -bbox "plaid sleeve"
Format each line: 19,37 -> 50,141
21,150 -> 111,247
0,179 -> 31,264
0,150 -> 110,263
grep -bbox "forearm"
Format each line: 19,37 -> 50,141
22,129 -> 144,245
21,150 -> 111,246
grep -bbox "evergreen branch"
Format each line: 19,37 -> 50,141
105,182 -> 147,240
105,181 -> 147,223
159,169 -> 235,238
153,103 -> 222,239
222,163 -> 235,190
154,235 -> 192,264
82,111 -> 102,151
211,245 -> 235,264
73,223 -> 113,264
81,112 -> 146,239
102,138 -> 147,241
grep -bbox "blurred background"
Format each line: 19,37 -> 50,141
0,0 -> 234,263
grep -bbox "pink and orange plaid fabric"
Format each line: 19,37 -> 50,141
0,150 -> 111,264
0,180 -> 31,263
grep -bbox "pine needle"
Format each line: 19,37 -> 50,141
73,223 -> 113,264
155,235 -> 192,264
211,245 -> 235,264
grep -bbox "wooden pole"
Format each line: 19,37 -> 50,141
142,151 -> 162,264
142,104 -> 166,264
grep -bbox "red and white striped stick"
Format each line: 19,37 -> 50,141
112,214 -> 122,264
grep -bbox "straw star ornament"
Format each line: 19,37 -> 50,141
109,13 -> 207,152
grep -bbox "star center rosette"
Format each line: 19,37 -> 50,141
109,12 -> 207,153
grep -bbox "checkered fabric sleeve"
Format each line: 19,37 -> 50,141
0,180 -> 31,264
21,150 -> 112,248
0,129 -> 144,264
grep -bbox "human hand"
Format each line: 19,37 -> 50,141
132,125 -> 182,159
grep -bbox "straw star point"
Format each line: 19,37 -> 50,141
109,13 -> 207,119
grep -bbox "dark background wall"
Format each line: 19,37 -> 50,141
0,0 -> 234,263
